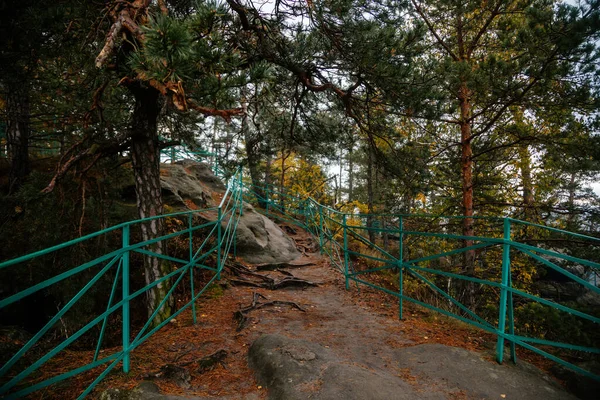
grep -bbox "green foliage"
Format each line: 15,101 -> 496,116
514,301 -> 597,347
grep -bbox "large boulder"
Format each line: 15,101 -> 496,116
158,161 -> 300,265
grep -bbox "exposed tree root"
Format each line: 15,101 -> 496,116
196,349 -> 228,373
142,349 -> 228,387
227,261 -> 318,290
293,237 -> 319,255
234,292 -> 306,331
281,225 -> 297,235
255,261 -> 315,271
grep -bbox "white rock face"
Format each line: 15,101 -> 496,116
159,161 -> 300,265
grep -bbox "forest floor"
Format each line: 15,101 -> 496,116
87,223 -> 574,400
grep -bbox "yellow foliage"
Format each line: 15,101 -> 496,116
269,152 -> 333,205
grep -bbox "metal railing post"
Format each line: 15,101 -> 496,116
189,214 -> 196,324
121,225 -> 130,373
217,207 -> 222,280
496,218 -> 511,364
398,216 -> 404,320
506,218 -> 516,363
507,269 -> 516,363
343,214 -> 349,290
265,185 -> 270,215
319,205 -> 324,254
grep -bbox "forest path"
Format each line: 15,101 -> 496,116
100,223 -> 576,400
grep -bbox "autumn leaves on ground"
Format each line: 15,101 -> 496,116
37,224 -> 559,399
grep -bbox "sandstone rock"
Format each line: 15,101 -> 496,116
234,203 -> 300,264
393,344 -> 577,400
159,163 -> 216,210
123,161 -> 300,265
248,334 -> 440,400
99,380 -> 261,400
249,334 -> 578,400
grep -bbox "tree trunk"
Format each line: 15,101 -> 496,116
280,149 -> 290,211
519,144 -> 535,222
382,217 -> 389,251
567,172 -> 577,231
265,153 -> 272,187
348,145 -> 354,202
241,94 -> 266,208
338,150 -> 343,204
458,81 -> 477,309
366,145 -> 375,243
6,79 -> 30,193
129,84 -> 172,326
458,82 -> 475,276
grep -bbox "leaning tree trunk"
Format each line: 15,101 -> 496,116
129,85 -> 172,326
5,79 -> 30,193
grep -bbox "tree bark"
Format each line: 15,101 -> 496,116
241,93 -> 266,207
129,84 -> 172,325
518,144 -> 535,222
366,145 -> 375,243
280,149 -> 290,211
338,150 -> 343,204
265,153 -> 272,187
347,145 -> 354,202
457,80 -> 478,309
5,79 -> 30,193
567,172 -> 577,231
458,82 -> 475,276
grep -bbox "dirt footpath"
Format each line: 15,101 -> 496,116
100,225 -> 577,400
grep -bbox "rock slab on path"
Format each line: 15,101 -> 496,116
249,334 -> 577,400
100,381 -> 259,400
249,334 -> 442,400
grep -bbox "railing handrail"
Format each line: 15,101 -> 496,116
243,183 -> 600,383
0,167 -> 245,399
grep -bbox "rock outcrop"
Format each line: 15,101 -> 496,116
249,334 -> 577,400
157,161 -> 300,265
99,381 -> 259,400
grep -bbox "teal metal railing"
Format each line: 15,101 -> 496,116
2,171 -> 599,398
244,184 -> 600,382
160,144 -> 222,176
0,168 -> 244,399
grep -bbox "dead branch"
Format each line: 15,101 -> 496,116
95,0 -> 150,68
41,139 -> 130,194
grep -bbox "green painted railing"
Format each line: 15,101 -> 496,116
243,184 -> 600,382
2,170 -> 599,398
160,145 -> 221,176
0,168 -> 244,399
